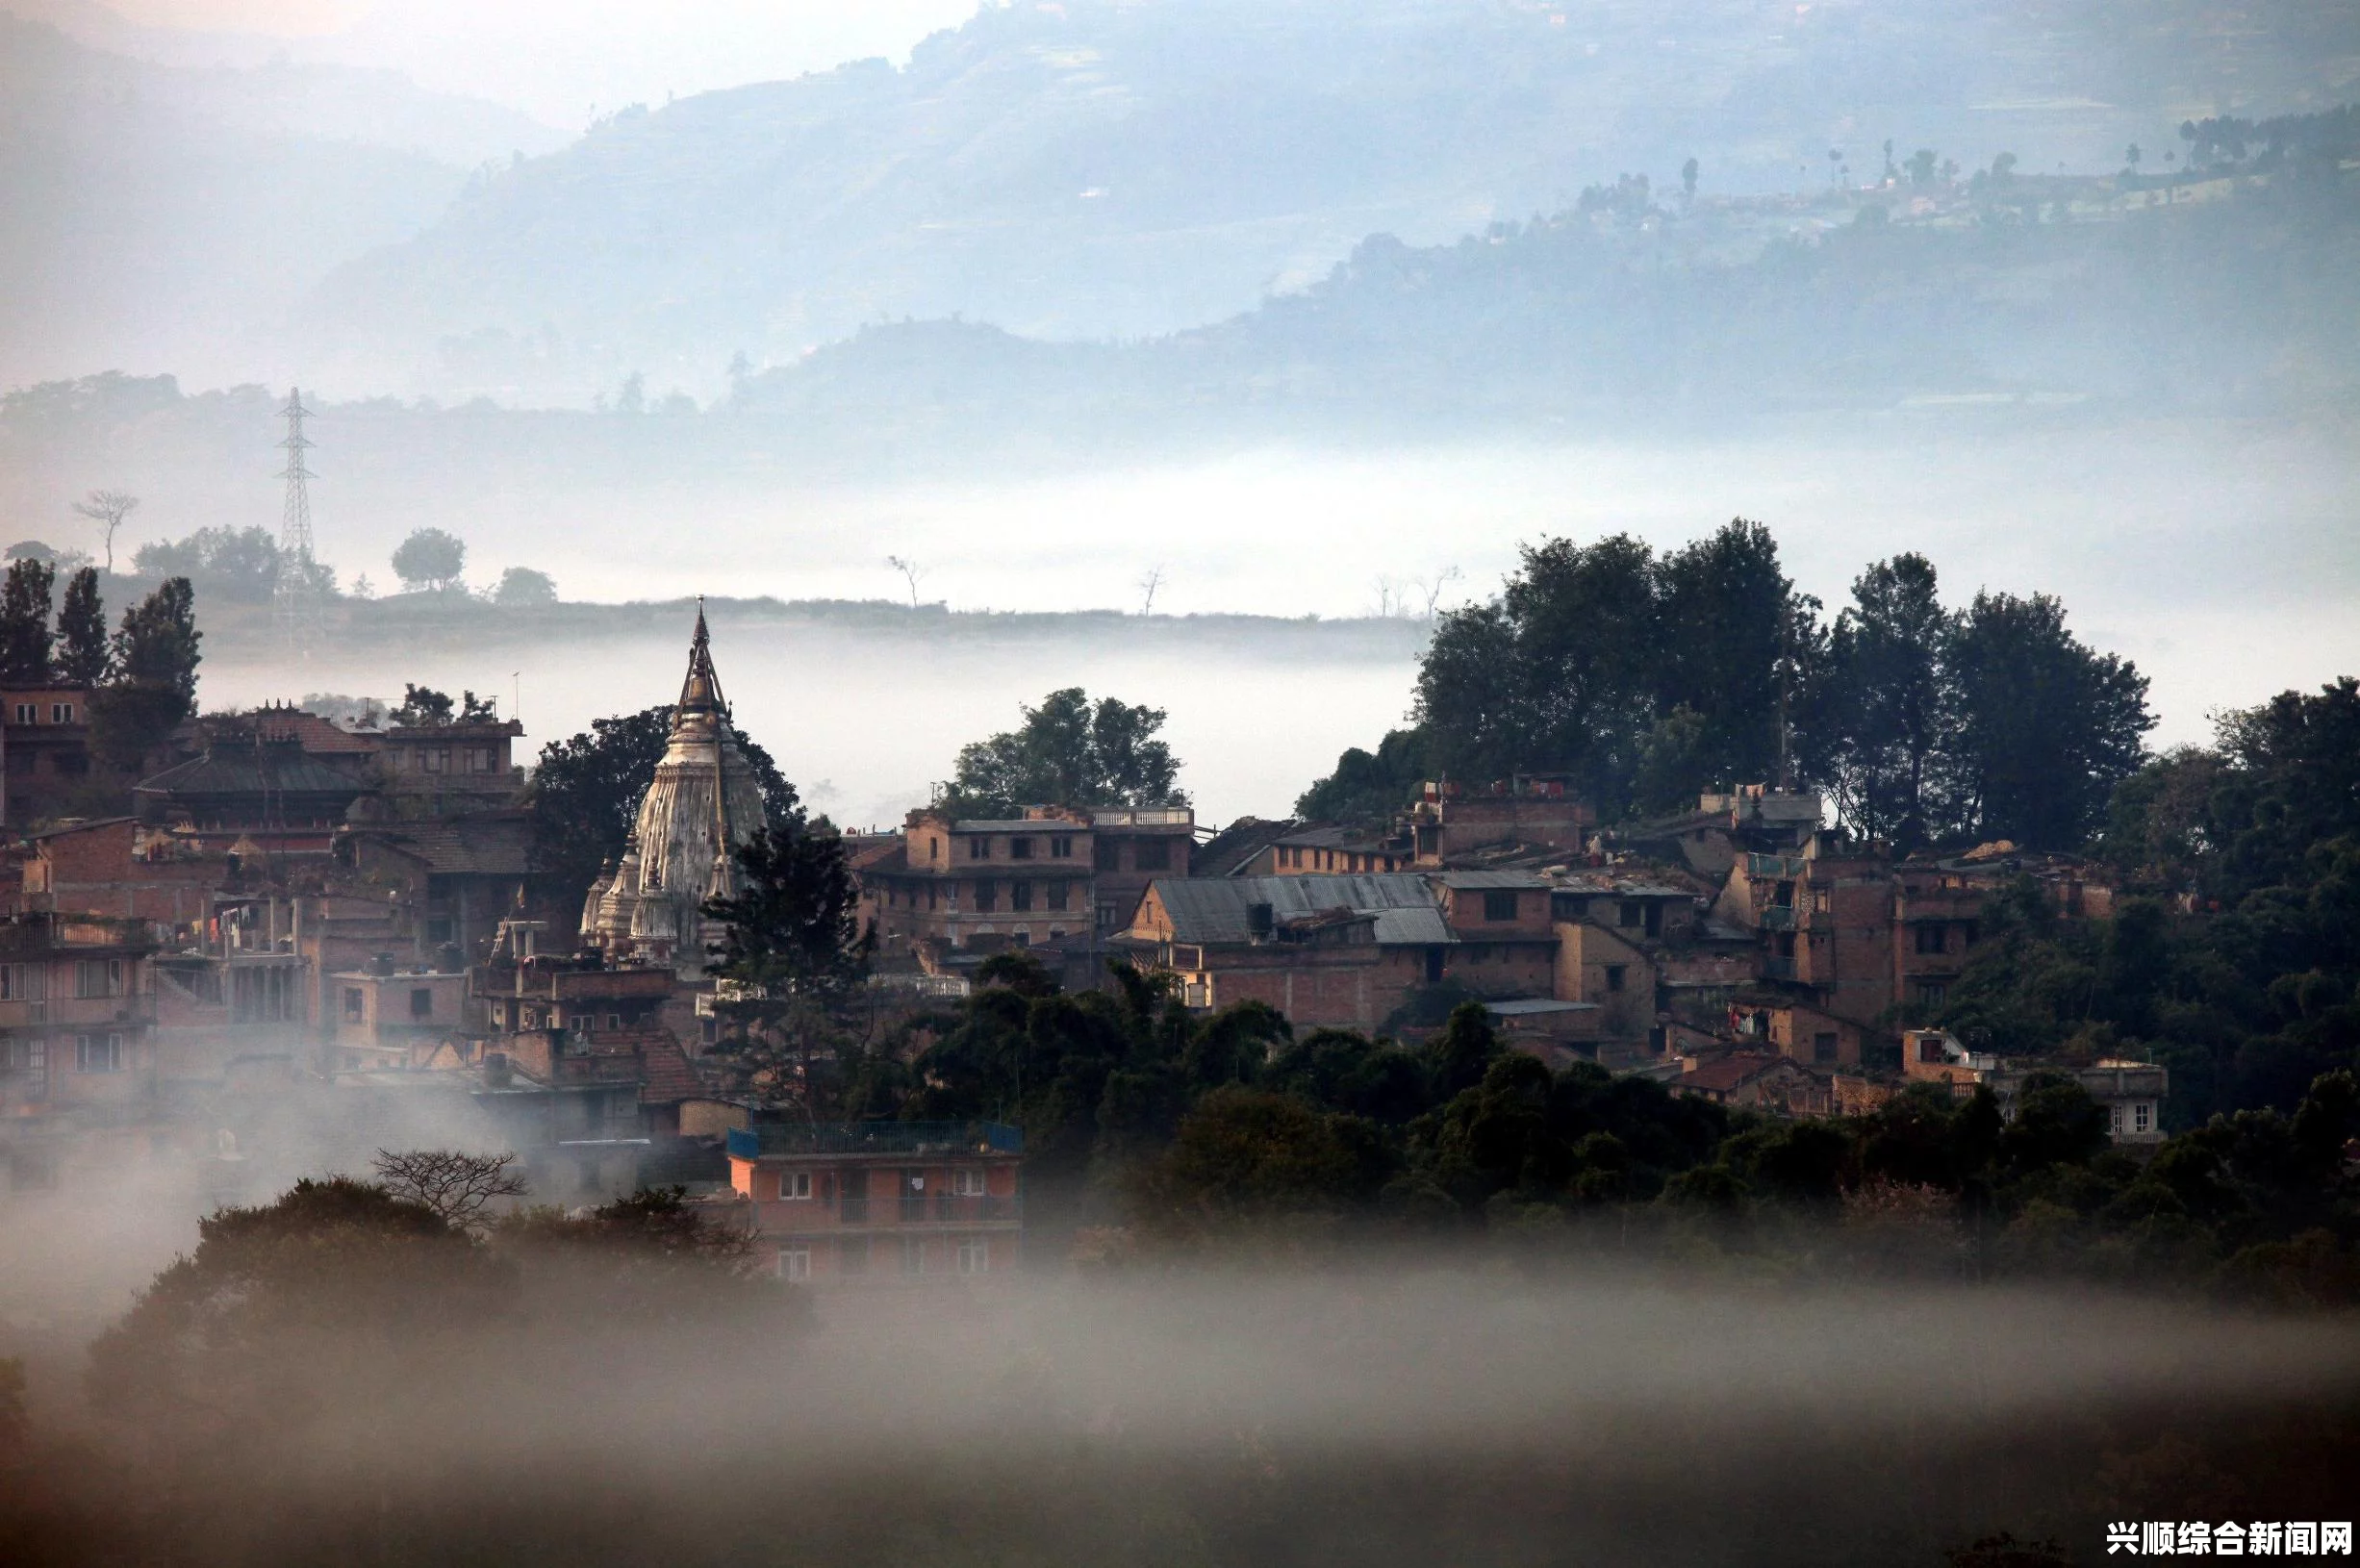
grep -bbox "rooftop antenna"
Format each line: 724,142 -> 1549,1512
271,387 -> 325,653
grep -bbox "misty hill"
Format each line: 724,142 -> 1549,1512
0,11 -> 564,392
311,0 -> 2360,404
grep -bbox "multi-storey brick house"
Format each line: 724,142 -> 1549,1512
0,913 -> 157,1122
724,1121 -> 1024,1285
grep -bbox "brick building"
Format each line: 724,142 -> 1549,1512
724,1121 -> 1024,1285
0,913 -> 157,1122
0,684 -> 96,827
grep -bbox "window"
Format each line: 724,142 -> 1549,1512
0,962 -> 44,1001
1915,981 -> 1948,1009
1814,1031 -> 1840,1064
952,1167 -> 986,1197
50,702 -> 73,723
968,837 -> 988,860
2109,1104 -> 2124,1135
777,1246 -> 811,1282
1051,836 -> 1073,858
974,880 -> 998,913
1916,1036 -> 1945,1064
343,987 -> 365,1022
15,1039 -> 45,1099
1094,838 -> 1121,872
1605,965 -> 1627,993
1048,882 -> 1069,912
1009,837 -> 1033,860
604,1013 -> 621,1031
1618,900 -> 1642,927
74,959 -> 124,999
11,702 -> 31,724
2133,1102 -> 2152,1134
956,1236 -> 988,1276
75,1033 -> 122,1074
1915,923 -> 1947,954
928,838 -> 941,863
1011,881 -> 1033,912
1134,838 -> 1172,873
779,1170 -> 812,1201
410,987 -> 434,1019
1483,891 -> 1519,922
421,747 -> 447,773
901,1237 -> 926,1277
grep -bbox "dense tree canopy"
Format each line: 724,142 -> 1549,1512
55,566 -> 109,685
0,556 -> 53,683
1307,521 -> 2151,849
391,527 -> 469,593
941,686 -> 1187,816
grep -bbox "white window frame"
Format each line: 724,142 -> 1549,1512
952,1167 -> 986,1198
2133,1102 -> 2151,1134
778,1170 -> 813,1201
956,1236 -> 988,1276
75,1032 -> 122,1074
777,1246 -> 811,1282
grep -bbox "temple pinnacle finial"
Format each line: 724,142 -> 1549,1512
677,598 -> 723,716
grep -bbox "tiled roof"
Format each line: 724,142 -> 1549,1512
137,748 -> 368,798
353,815 -> 532,877
1152,874 -> 1446,946
1680,1053 -> 1794,1093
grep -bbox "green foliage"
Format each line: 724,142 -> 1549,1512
54,567 -> 107,685
0,556 -> 53,682
110,576 -> 200,711
130,525 -> 280,604
494,566 -> 558,605
1295,726 -> 1432,822
390,527 -> 467,593
941,686 -> 1186,815
702,824 -> 874,997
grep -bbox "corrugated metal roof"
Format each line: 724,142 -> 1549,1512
1153,874 -> 1446,946
1485,999 -> 1599,1016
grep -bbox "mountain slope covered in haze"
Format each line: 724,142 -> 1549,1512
0,10 -> 564,391
314,0 -> 2360,403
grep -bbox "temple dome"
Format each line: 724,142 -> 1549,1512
580,604 -> 770,976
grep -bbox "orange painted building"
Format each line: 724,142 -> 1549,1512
725,1122 -> 1024,1285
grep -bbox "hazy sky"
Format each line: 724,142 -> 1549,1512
73,0 -> 982,125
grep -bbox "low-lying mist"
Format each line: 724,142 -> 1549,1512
10,1252 -> 2359,1567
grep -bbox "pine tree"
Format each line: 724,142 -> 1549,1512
55,567 -> 109,686
111,577 -> 201,715
0,557 -> 56,684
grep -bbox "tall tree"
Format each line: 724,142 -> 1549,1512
391,527 -> 468,593
0,557 -> 55,683
1649,518 -> 1804,803
69,489 -> 138,573
1417,534 -> 1661,806
1817,554 -> 1953,849
1946,591 -> 2152,848
943,687 -> 1186,815
702,825 -> 875,1111
55,567 -> 109,685
89,577 -> 201,771
110,577 -> 200,712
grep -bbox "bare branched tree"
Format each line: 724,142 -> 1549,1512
1413,566 -> 1463,620
885,554 -> 926,607
1372,575 -> 1404,618
70,490 -> 139,573
371,1149 -> 528,1229
1136,564 -> 1166,616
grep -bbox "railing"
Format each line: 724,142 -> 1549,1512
897,1193 -> 1020,1225
1758,905 -> 1796,931
1760,956 -> 1798,981
1746,853 -> 1807,879
729,1121 -> 1024,1159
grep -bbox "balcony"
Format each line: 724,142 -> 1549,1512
1760,956 -> 1798,981
897,1193 -> 1021,1226
1746,853 -> 1807,880
1758,905 -> 1796,932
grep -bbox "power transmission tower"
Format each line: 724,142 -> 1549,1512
272,387 -> 325,652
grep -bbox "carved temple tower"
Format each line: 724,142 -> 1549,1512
579,605 -> 769,977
